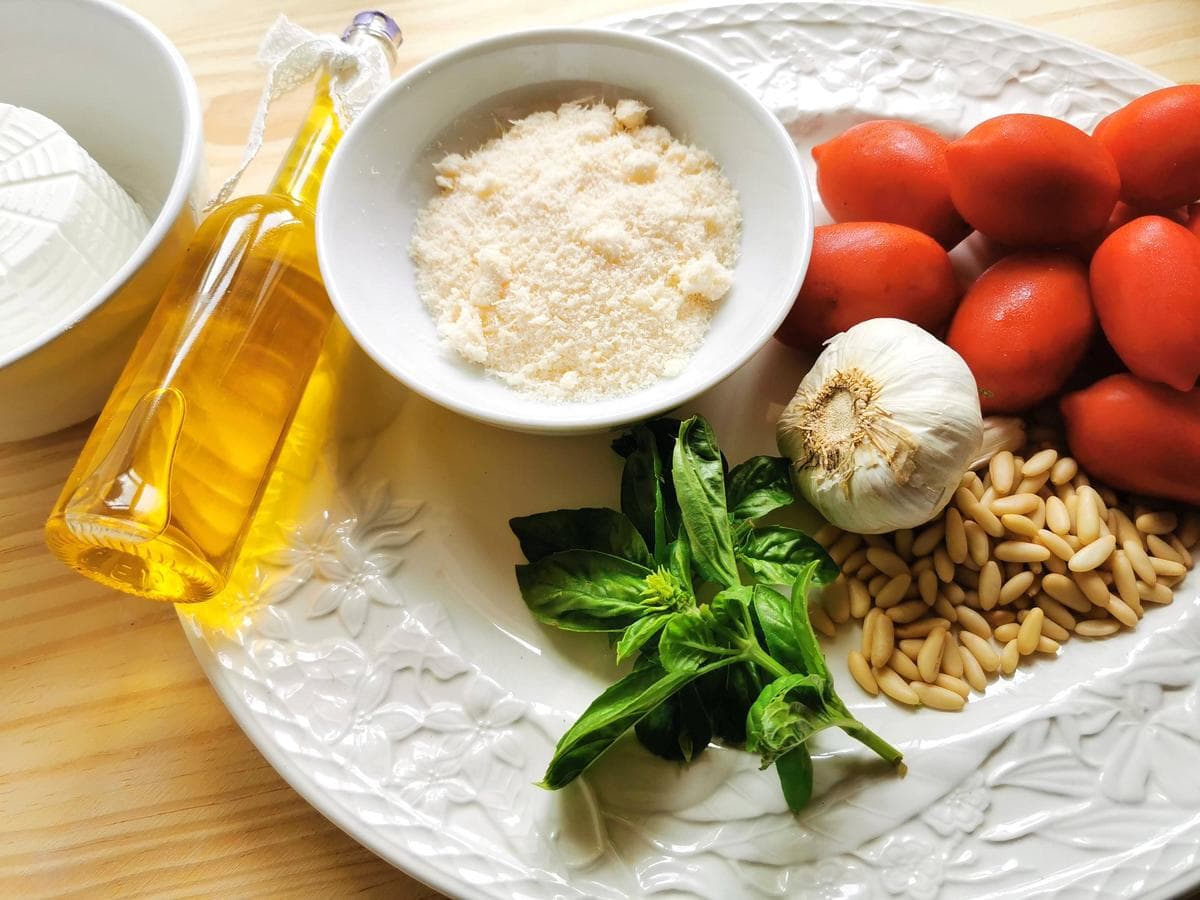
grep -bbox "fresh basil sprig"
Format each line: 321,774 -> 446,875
511,415 -> 903,812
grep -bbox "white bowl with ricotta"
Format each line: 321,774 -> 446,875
0,0 -> 205,443
317,28 -> 812,434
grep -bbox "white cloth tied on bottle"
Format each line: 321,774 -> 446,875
208,14 -> 393,209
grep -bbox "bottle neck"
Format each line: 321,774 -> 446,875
268,74 -> 343,207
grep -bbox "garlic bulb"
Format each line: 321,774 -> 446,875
777,318 -> 983,534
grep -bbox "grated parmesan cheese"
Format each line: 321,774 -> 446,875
409,100 -> 741,401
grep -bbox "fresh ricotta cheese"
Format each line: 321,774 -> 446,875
0,103 -> 149,356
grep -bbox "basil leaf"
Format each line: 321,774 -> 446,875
750,583 -> 813,676
658,609 -> 727,674
516,550 -> 654,632
615,423 -> 680,564
634,681 -> 712,763
539,658 -> 701,789
726,456 -> 794,520
745,673 -> 846,767
736,526 -> 837,586
699,661 -> 764,745
672,417 -> 740,587
666,538 -> 694,596
510,507 -> 653,568
775,746 -> 814,812
615,612 -> 672,664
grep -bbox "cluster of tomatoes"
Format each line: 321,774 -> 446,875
777,85 -> 1200,505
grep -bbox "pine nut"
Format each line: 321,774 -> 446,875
1015,472 -> 1050,495
848,651 -> 878,695
1022,448 -> 1058,477
959,631 -> 1000,672
1001,639 -> 1020,675
935,674 -> 971,698
1041,574 -> 1091,612
1168,535 -> 1194,569
867,547 -> 910,578
1035,528 -> 1075,562
1110,551 -> 1141,611
918,569 -> 939,606
956,605 -> 992,641
829,533 -> 863,566
990,451 -> 1016,494
957,569 -> 981,591
1037,635 -> 1061,654
1039,617 -> 1070,642
917,627 -> 947,682
811,605 -> 838,637
1017,607 -> 1044,655
875,574 -> 912,608
978,560 -> 1001,610
1074,570 -> 1111,606
1076,487 -> 1102,544
934,547 -> 956,582
1105,595 -> 1139,628
868,572 -> 891,597
895,617 -> 952,638
887,600 -> 929,624
862,608 -> 880,657
912,522 -> 945,557
991,493 -> 1041,516
848,578 -> 872,619
911,555 -> 934,576
994,622 -> 1020,643
863,534 -> 891,549
984,609 -> 1017,628
889,648 -> 922,681
1036,595 -> 1077,631
1000,513 -> 1039,539
1069,534 -> 1117,572
895,528 -> 915,559
1136,511 -> 1178,535
841,548 -> 869,575
1139,581 -> 1174,605
1146,534 -> 1184,565
994,541 -> 1051,563
945,508 -> 968,564
899,638 -> 924,659
870,611 -> 894,668
1049,456 -> 1077,485
1044,554 -> 1068,575
1150,556 -> 1187,579
959,641 -> 987,690
912,682 -> 966,711
856,563 -> 880,580
1075,619 -> 1121,637
964,521 -> 991,566
941,631 -> 965,677
1045,496 -> 1071,535
933,595 -> 959,622
943,581 -> 966,604
874,666 -> 920,705
1179,512 -> 1200,549
1029,500 -> 1047,531
814,523 -> 842,548
958,489 -> 1006,538
999,570 -> 1036,605
1123,538 -> 1157,585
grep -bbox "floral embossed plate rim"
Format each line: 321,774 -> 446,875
179,3 -> 1200,899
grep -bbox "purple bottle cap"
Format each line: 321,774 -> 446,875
343,11 -> 402,47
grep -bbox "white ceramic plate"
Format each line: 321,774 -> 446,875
181,3 -> 1199,898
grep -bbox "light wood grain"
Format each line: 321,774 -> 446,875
1,1 -> 1196,897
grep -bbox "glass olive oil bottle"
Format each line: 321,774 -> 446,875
45,13 -> 401,603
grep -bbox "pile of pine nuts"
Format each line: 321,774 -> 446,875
813,433 -> 1199,711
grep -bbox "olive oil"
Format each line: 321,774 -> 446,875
45,15 -> 400,602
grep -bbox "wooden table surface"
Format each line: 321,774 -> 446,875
2,1 -> 1196,897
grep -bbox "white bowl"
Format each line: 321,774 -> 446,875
0,0 -> 205,443
317,27 -> 812,434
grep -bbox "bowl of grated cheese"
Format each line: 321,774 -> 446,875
317,27 -> 812,433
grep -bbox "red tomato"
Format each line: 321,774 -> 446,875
1187,203 -> 1200,238
1092,85 -> 1200,209
777,223 -> 959,352
1062,374 -> 1200,505
946,114 -> 1120,247
1090,215 -> 1200,391
812,121 -> 970,248
946,252 -> 1095,413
